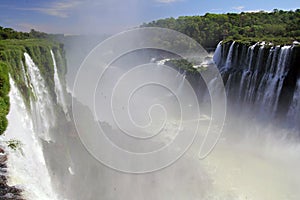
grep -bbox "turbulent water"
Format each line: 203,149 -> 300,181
208,42 -> 300,199
1,41 -> 300,200
2,52 -> 69,200
215,42 -> 300,124
3,76 -> 60,200
66,42 -> 300,199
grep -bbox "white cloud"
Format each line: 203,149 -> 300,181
40,1 -> 82,17
18,0 -> 83,18
232,6 -> 245,11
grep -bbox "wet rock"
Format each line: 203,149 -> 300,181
0,156 -> 7,164
0,176 -> 7,184
0,147 -> 24,200
0,164 -> 7,169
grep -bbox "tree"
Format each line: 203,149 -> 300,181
141,9 -> 300,48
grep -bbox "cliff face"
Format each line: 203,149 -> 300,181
214,41 -> 300,129
0,39 -> 69,199
0,39 -> 67,135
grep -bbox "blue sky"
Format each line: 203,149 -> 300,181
0,0 -> 299,34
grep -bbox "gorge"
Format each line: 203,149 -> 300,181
0,28 -> 299,199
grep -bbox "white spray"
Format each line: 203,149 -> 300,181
24,53 -> 55,141
51,50 -> 70,120
3,76 -> 61,200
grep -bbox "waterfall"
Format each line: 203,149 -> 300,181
20,61 -> 29,88
51,50 -> 70,120
287,78 -> 300,129
204,43 -> 300,199
24,53 -> 55,141
223,41 -> 235,71
213,41 -> 222,66
3,76 -> 61,200
260,46 -> 291,116
216,41 -> 296,124
254,46 -> 276,105
244,46 -> 264,104
176,70 -> 186,94
237,43 -> 257,104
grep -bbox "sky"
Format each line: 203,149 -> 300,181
0,0 -> 299,35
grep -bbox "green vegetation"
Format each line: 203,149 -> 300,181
165,58 -> 209,73
0,28 -> 66,135
0,62 -> 10,134
0,39 -> 64,106
165,59 -> 196,72
142,9 -> 300,48
0,27 -> 49,40
5,139 -> 23,153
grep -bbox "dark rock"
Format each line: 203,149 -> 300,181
0,176 -> 7,184
0,164 -> 7,169
0,156 -> 7,164
0,148 -> 5,154
0,168 -> 7,174
0,148 -> 24,200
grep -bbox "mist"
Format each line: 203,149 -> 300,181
21,1 -> 300,198
1,1 -> 299,199
55,27 -> 300,200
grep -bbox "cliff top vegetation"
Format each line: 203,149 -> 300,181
0,28 -> 65,135
142,9 -> 300,48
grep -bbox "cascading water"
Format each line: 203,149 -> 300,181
260,46 -> 292,116
176,70 -> 186,94
10,38 -> 295,200
223,41 -> 235,71
254,46 -> 280,108
212,42 -> 222,66
3,76 -> 61,200
24,53 -> 56,142
20,61 -> 29,88
237,43 -> 257,105
244,45 -> 263,104
216,41 -> 297,124
2,37 -> 298,200
201,41 -> 300,200
51,50 -> 70,120
287,78 -> 300,129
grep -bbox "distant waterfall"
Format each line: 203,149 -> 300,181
176,70 -> 186,94
3,76 -> 60,200
214,41 -> 299,129
287,78 -> 300,129
259,46 -> 292,116
223,41 -> 235,71
51,50 -> 70,120
212,42 -> 222,66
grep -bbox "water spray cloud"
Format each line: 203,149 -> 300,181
72,27 -> 226,173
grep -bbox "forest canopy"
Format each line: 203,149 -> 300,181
142,9 -> 300,48
0,27 -> 50,40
